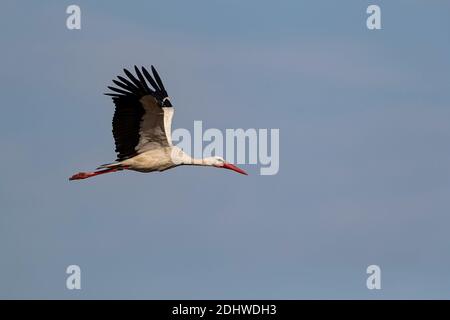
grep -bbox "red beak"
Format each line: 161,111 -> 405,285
222,162 -> 248,175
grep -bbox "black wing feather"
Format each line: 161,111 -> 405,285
134,65 -> 153,94
117,75 -> 140,93
111,97 -> 145,160
107,86 -> 131,96
142,66 -> 161,92
112,80 -> 135,93
123,68 -> 146,95
151,65 -> 167,96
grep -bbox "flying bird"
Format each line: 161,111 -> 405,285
69,66 -> 247,181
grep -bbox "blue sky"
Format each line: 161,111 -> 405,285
1,0 -> 450,299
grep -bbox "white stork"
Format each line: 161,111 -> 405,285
69,66 -> 247,181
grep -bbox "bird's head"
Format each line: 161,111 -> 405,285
208,156 -> 248,175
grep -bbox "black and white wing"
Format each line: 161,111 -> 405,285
105,66 -> 174,161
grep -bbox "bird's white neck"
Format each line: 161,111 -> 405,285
188,157 -> 217,166
170,147 -> 216,167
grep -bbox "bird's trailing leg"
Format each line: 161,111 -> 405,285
69,166 -> 125,181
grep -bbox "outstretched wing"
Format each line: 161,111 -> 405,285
105,66 -> 174,161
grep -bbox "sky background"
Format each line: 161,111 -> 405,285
1,0 -> 450,299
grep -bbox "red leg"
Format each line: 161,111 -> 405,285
69,167 -> 120,181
